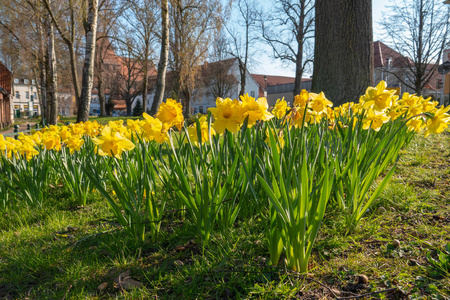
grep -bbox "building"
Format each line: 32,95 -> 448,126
0,61 -> 13,128
251,74 -> 312,106
11,78 -> 40,118
93,37 -> 157,116
373,41 -> 443,100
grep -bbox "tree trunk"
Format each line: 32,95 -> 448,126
142,56 -> 148,114
69,45 -> 81,106
239,59 -> 246,96
293,3 -> 305,97
97,67 -> 106,117
126,98 -> 132,116
150,0 -> 169,116
37,17 -> 47,125
47,10 -> 58,125
77,0 -> 99,123
312,0 -> 373,106
293,41 -> 304,97
182,89 -> 190,118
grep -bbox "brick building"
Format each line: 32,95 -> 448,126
0,61 -> 12,128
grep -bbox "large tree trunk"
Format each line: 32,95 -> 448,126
47,11 -> 58,125
150,0 -> 169,116
312,0 -> 373,106
77,0 -> 99,123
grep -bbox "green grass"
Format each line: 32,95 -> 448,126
0,132 -> 449,299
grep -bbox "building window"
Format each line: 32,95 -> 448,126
193,107 -> 198,114
34,92 -> 37,99
199,106 -> 204,114
26,91 -> 29,99
14,78 -> 19,84
15,91 -> 20,99
32,80 -> 36,85
250,91 -> 255,98
24,79 -> 29,84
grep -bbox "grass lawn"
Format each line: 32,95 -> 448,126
0,131 -> 449,299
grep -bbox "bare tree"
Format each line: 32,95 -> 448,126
95,0 -> 121,117
115,36 -> 143,116
380,0 -> 450,95
225,0 -> 259,96
0,0 -> 56,124
121,0 -> 158,114
42,0 -> 83,110
261,0 -> 314,97
149,0 -> 170,115
312,0 -> 373,106
203,36 -> 235,98
169,0 -> 224,117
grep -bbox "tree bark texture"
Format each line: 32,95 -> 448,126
46,12 -> 58,125
37,18 -> 48,124
150,0 -> 169,116
77,0 -> 99,123
312,0 -> 373,106
142,53 -> 149,114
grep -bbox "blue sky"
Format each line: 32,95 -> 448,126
252,0 -> 390,77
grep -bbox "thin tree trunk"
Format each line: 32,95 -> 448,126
293,2 -> 305,97
97,65 -> 106,117
293,41 -> 303,97
77,0 -> 99,123
182,89 -> 191,118
142,54 -> 148,114
150,0 -> 169,115
312,0 -> 373,106
47,10 -> 58,125
69,45 -> 81,105
37,17 -> 47,125
239,60 -> 246,96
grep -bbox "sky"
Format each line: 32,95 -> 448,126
251,0 -> 391,77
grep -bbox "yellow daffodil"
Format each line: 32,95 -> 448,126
92,126 -> 135,158
294,89 -> 309,108
424,106 -> 450,137
360,81 -> 396,111
240,94 -> 274,126
362,109 -> 390,131
272,98 -> 288,119
406,116 -> 425,133
41,131 -> 61,151
309,92 -> 333,114
156,98 -> 184,130
208,97 -> 244,134
66,136 -> 85,154
187,115 -> 215,145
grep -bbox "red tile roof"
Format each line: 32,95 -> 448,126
374,41 -> 413,69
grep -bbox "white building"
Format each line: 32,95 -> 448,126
140,58 -> 262,115
12,78 -> 40,118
